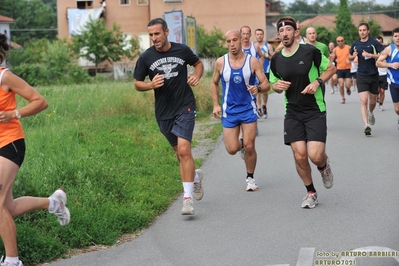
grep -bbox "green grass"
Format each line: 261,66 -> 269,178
2,77 -> 220,265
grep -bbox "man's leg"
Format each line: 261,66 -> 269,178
338,77 -> 346,103
345,77 -> 352,96
262,93 -> 268,119
290,141 -> 312,186
358,91 -> 370,127
290,141 -> 318,208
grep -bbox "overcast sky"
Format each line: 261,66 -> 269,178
281,0 -> 391,7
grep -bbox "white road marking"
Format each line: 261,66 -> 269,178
296,247 -> 315,266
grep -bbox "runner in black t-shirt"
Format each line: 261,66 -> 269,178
134,18 -> 204,215
269,16 -> 336,209
349,22 -> 385,136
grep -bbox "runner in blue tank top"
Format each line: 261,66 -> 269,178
376,27 -> 399,130
211,29 -> 270,192
240,26 -> 264,120
255,28 -> 274,119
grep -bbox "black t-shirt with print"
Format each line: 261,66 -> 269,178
134,42 -> 200,120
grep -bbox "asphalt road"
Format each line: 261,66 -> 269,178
46,84 -> 399,266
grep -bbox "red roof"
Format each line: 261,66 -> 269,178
0,15 -> 15,23
301,14 -> 399,32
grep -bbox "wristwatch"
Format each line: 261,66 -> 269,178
256,85 -> 262,93
14,109 -> 21,119
316,78 -> 323,86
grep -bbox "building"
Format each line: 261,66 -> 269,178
57,0 -> 267,48
0,15 -> 15,46
301,13 -> 399,44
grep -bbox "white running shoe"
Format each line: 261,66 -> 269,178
245,177 -> 258,192
193,169 -> 204,201
181,197 -> 194,215
319,157 -> 333,189
0,256 -> 23,266
368,112 -> 375,125
378,105 -> 384,111
301,192 -> 318,209
49,189 -> 71,226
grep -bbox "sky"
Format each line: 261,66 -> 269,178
281,0 -> 391,6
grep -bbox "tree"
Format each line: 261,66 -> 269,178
283,0 -> 318,21
197,25 -> 227,58
71,19 -> 139,75
0,0 -> 57,45
334,0 -> 358,43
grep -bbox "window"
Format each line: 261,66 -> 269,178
120,0 -> 130,5
164,0 -> 182,3
77,1 -> 93,9
137,0 -> 148,4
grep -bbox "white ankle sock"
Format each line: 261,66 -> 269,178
48,197 -> 56,212
182,182 -> 194,198
5,257 -> 19,264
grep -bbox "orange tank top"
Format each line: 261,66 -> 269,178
0,67 -> 25,148
335,45 -> 352,70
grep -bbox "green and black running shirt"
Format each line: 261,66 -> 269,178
269,44 -> 330,114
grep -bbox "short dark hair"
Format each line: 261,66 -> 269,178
255,28 -> 264,34
147,18 -> 168,31
393,28 -> 399,35
358,22 -> 369,30
376,36 -> 383,41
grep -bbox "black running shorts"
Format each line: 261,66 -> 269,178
357,73 -> 379,94
284,112 -> 327,145
0,139 -> 26,167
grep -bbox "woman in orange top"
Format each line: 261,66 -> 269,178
0,34 -> 70,266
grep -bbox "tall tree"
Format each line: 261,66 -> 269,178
71,19 -> 139,75
0,0 -> 57,45
334,0 -> 358,43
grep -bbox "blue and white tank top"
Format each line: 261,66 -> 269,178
260,43 -> 270,73
242,42 -> 257,58
221,54 -> 257,117
387,43 -> 399,84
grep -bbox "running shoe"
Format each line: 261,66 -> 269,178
181,197 -> 194,215
319,157 -> 333,189
262,105 -> 268,119
368,112 -> 375,125
301,192 -> 318,209
0,256 -> 23,266
245,177 -> 258,192
364,125 -> 371,136
346,88 -> 351,96
193,169 -> 204,201
378,105 -> 384,111
330,89 -> 335,94
257,108 -> 262,119
341,98 -> 346,104
239,135 -> 245,160
49,189 -> 70,226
